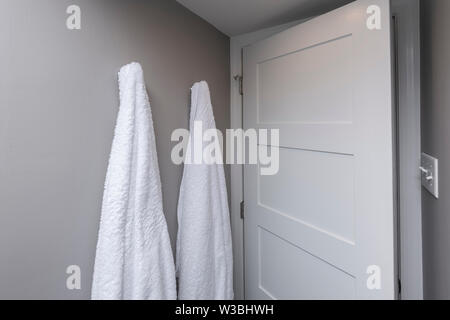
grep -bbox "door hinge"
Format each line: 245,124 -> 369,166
234,75 -> 243,96
240,201 -> 245,220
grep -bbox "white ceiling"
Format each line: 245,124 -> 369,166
177,0 -> 354,36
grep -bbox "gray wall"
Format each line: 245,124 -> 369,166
421,0 -> 450,300
0,0 -> 229,299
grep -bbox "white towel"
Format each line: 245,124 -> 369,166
176,81 -> 233,300
91,62 -> 176,300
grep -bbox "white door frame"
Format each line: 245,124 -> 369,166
229,0 -> 421,300
391,0 -> 423,300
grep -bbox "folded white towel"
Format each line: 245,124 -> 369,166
91,62 -> 176,300
176,81 -> 234,300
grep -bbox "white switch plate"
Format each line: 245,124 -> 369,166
421,153 -> 439,198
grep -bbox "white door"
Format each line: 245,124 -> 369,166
244,0 -> 396,300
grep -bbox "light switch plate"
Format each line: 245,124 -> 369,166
421,153 -> 439,198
